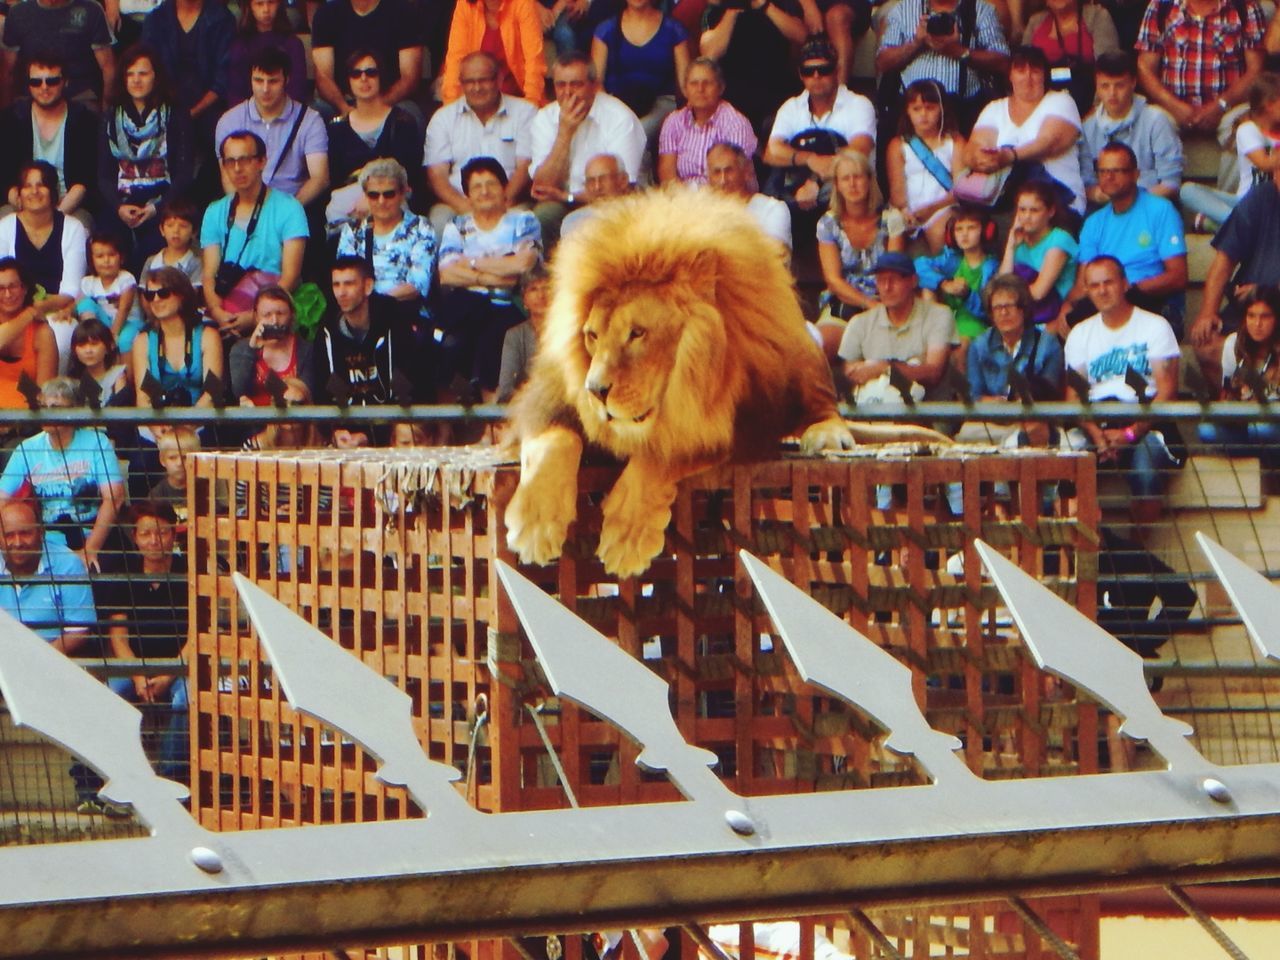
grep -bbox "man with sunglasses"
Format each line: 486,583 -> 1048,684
763,36 -> 874,219
1,0 -> 114,106
0,57 -> 100,222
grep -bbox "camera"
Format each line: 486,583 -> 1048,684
259,324 -> 291,341
927,11 -> 956,34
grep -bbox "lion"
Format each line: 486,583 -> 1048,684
505,187 -> 942,578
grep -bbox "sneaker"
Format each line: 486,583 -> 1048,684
76,797 -> 134,820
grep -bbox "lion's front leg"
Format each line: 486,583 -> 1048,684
800,415 -> 855,454
506,425 -> 584,565
596,457 -> 718,577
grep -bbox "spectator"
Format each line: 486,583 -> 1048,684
141,197 -> 202,290
77,232 -> 145,354
1080,51 -> 1183,204
1197,285 -> 1280,461
215,47 -> 329,206
560,153 -> 630,237
876,0 -> 1011,131
529,53 -> 646,232
226,0 -> 308,108
967,45 -> 1087,218
0,57 -> 100,224
1022,0 -> 1120,115
700,0 -> 807,133
97,500 -> 190,782
132,266 -> 224,409
1190,167 -> 1280,386
592,0 -> 690,142
242,377 -> 321,449
325,50 -> 422,228
886,79 -> 966,253
1180,71 -> 1280,231
98,46 -> 193,269
817,150 -> 907,321
2,0 -> 115,106
0,376 -> 126,571
0,258 -> 57,408
1065,255 -> 1180,524
438,157 -> 542,398
763,36 -> 875,217
706,142 -> 791,253
311,255 -> 415,405
998,179 -> 1078,326
147,426 -> 197,521
496,264 -> 549,402
1061,142 -> 1187,335
439,0 -> 547,107
0,161 -> 89,320
1136,0 -> 1265,134
838,251 -> 956,403
656,57 -> 757,187
310,0 -> 425,122
228,285 -> 315,405
200,131 -> 308,338
915,204 -> 1000,354
0,499 -> 96,655
66,317 -> 131,406
424,51 -> 536,238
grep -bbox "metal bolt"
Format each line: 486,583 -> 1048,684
191,846 -> 224,874
1201,778 -> 1231,804
725,809 -> 755,835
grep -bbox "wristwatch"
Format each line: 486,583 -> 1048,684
958,49 -> 972,63
1217,96 -> 1230,112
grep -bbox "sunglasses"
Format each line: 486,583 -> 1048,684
799,63 -> 835,77
28,76 -> 64,88
140,287 -> 176,302
365,188 -> 399,199
349,67 -> 380,79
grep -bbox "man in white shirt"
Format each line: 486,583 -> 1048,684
424,52 -> 535,237
707,141 -> 791,254
529,52 -> 645,237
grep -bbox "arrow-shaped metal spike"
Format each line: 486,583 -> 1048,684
973,542 -> 1209,772
496,562 -> 744,809
233,575 -> 475,818
1196,533 -> 1280,663
0,607 -> 195,836
739,552 -> 974,785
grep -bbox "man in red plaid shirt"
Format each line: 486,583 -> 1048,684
1135,0 -> 1265,133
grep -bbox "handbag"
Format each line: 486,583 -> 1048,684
953,164 -> 1012,207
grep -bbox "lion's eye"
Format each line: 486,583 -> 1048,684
628,327 -> 646,341
584,329 -> 598,343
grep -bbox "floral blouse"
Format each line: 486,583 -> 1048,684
816,210 -> 893,303
336,213 -> 438,315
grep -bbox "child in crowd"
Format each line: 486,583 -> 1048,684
915,205 -> 999,367
67,317 -> 131,406
141,199 -> 203,290
149,426 -> 201,530
391,422 -> 430,448
885,79 -> 966,255
77,232 -> 144,352
1000,180 -> 1077,328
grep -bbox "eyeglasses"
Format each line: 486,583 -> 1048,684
221,154 -> 262,168
799,63 -> 835,78
140,287 -> 175,302
364,188 -> 399,200
349,67 -> 380,79
28,76 -> 63,88
990,302 -> 1022,313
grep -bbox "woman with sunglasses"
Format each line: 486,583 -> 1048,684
131,266 -> 224,410
325,49 -> 423,227
226,0 -> 308,108
0,161 -> 88,321
228,285 -> 314,406
98,45 -> 191,269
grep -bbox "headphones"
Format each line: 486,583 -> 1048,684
944,206 -> 998,250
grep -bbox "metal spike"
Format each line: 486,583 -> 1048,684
1195,533 -> 1280,664
739,552 -> 973,785
973,542 -> 1209,772
233,575 -> 474,817
0,607 -> 194,835
496,562 -> 743,809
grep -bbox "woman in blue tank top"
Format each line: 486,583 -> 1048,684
132,266 -> 224,409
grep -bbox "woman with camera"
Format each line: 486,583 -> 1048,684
228,285 -> 314,406
132,266 -> 224,410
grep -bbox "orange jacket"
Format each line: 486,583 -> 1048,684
440,0 -> 547,106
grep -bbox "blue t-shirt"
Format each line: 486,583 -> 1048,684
0,429 -> 123,534
0,537 -> 96,642
1014,226 -> 1077,302
199,187 -> 309,276
594,16 -> 688,108
1078,190 -> 1185,287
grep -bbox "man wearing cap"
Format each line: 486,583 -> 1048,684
763,35 -> 874,214
838,251 -> 956,401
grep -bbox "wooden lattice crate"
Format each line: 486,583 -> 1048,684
188,446 -> 1099,829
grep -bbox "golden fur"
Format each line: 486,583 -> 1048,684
506,187 -> 928,577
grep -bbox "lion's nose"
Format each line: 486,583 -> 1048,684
588,380 -> 611,402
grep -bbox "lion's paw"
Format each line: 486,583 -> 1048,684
799,417 -> 855,454
506,479 -> 576,565
597,510 -> 668,578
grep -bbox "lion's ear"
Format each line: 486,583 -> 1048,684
682,250 -> 718,303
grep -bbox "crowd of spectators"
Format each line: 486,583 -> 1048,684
1,0 -> 1280,809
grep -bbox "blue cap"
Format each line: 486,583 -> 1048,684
873,252 -> 917,276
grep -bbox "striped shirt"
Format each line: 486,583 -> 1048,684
658,101 -> 758,184
879,0 -> 1010,98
